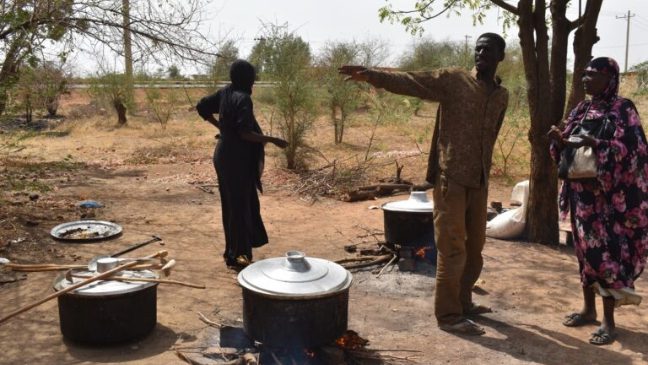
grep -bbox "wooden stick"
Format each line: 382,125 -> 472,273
6,262 -> 165,272
0,250 -> 166,325
70,273 -> 205,289
375,254 -> 398,278
341,254 -> 392,269
4,264 -> 88,271
334,256 -> 378,264
197,312 -> 222,327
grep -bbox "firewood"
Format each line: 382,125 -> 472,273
242,353 -> 257,365
341,190 -> 376,202
342,183 -> 413,202
341,254 -> 392,269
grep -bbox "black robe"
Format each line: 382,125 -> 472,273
196,85 -> 268,264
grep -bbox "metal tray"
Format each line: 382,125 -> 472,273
50,220 -> 123,242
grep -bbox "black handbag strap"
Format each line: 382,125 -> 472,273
572,101 -> 612,139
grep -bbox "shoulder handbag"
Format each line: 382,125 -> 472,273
557,103 -> 612,180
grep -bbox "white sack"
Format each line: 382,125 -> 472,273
510,180 -> 530,206
485,206 -> 526,239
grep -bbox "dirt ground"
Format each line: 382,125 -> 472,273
1,90 -> 648,365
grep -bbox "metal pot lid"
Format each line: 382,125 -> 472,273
382,191 -> 434,212
238,251 -> 352,298
52,269 -> 158,296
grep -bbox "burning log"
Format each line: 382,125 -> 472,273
335,330 -> 369,350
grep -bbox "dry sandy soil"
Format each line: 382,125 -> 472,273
1,89 -> 648,365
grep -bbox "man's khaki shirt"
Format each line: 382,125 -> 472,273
367,67 -> 509,189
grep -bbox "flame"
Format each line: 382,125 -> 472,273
335,330 -> 369,350
415,247 -> 427,258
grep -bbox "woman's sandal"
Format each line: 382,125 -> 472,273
439,319 -> 485,336
235,255 -> 252,267
589,327 -> 616,346
563,313 -> 597,327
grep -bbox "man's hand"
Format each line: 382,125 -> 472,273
411,182 -> 434,191
338,65 -> 369,82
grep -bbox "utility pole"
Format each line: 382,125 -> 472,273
617,10 -> 635,73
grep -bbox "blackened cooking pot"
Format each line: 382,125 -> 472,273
382,191 -> 435,256
237,251 -> 352,348
53,266 -> 158,344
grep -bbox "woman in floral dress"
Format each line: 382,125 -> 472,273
548,57 -> 648,345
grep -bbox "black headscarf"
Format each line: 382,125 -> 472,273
585,57 -> 620,105
229,59 -> 256,94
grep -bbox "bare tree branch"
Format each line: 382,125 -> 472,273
489,0 -> 519,15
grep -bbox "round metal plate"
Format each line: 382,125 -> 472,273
50,220 -> 123,242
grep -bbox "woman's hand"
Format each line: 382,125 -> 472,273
564,134 -> 597,148
206,116 -> 220,129
547,126 -> 564,144
272,137 -> 289,149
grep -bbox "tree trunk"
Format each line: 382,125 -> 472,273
122,0 -> 134,104
520,0 -> 560,244
25,98 -> 32,124
46,98 -> 59,117
332,106 -> 340,144
339,108 -> 347,144
565,0 -> 603,114
522,0 -> 602,245
526,0 -> 570,245
0,35 -> 25,116
114,99 -> 128,126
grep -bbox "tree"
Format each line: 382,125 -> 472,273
89,72 -> 131,126
357,37 -> 391,68
380,0 -> 603,244
250,23 -> 316,170
249,22 -> 312,78
318,42 -> 362,144
167,65 -> 181,79
0,0 -> 217,116
23,61 -> 69,117
399,39 -> 467,70
631,61 -> 648,94
211,40 -> 239,82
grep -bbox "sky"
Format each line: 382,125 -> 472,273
66,0 -> 648,75
196,0 -> 648,71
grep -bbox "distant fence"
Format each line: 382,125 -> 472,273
68,81 -> 277,89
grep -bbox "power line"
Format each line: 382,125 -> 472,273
596,42 -> 648,50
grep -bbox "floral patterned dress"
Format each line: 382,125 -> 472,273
551,96 -> 648,304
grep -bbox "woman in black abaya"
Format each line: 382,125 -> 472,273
196,60 -> 287,268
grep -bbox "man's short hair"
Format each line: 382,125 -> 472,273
478,33 -> 506,54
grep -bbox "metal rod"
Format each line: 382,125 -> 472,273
110,235 -> 162,258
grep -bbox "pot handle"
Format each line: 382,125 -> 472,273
284,251 -> 310,272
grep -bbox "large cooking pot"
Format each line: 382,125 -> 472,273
53,264 -> 158,344
382,191 -> 436,258
237,251 -> 352,349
